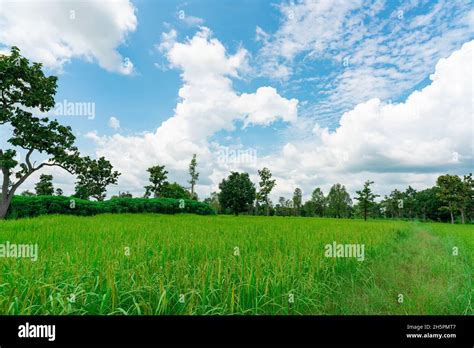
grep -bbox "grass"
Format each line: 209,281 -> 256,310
0,214 -> 472,315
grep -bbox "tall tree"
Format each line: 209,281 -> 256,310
218,172 -> 256,215
326,183 -> 352,218
257,167 -> 276,216
383,189 -> 405,219
35,174 -> 54,196
436,174 -> 464,224
404,186 -> 417,219
459,174 -> 473,224
74,157 -> 120,201
292,188 -> 302,216
188,154 -> 199,200
0,47 -> 86,218
354,180 -> 379,221
144,164 -> 168,198
311,187 -> 326,217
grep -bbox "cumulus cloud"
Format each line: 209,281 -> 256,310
262,40 -> 473,199
0,0 -> 137,74
87,27 -> 298,196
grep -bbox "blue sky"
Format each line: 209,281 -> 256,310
0,0 -> 472,200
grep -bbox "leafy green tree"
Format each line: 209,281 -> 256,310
144,164 -> 168,198
404,186 -> 417,219
436,174 -> 464,224
326,183 -> 352,218
218,172 -> 256,215
354,180 -> 379,221
459,174 -> 473,224
414,187 -> 448,222
292,188 -> 302,216
35,174 -> 54,196
74,157 -> 120,201
301,200 -> 316,217
188,154 -> 199,200
256,167 -> 276,216
311,187 -> 326,217
0,47 -> 85,218
161,182 -> 191,199
382,189 -> 405,219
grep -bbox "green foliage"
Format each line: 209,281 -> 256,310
35,174 -> 54,196
301,200 -> 316,217
256,167 -> 276,216
188,154 -> 199,199
6,196 -> 215,219
326,183 -> 352,218
292,187 -> 302,215
354,180 -> 379,221
161,182 -> 191,199
74,156 -> 120,201
0,47 -> 114,219
311,187 -> 326,217
144,164 -> 168,198
218,172 -> 256,215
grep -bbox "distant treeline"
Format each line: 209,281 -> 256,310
6,196 -> 214,219
205,172 -> 473,224
16,167 -> 473,224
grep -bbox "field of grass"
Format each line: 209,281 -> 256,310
0,214 -> 472,315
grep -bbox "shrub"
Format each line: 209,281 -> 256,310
6,196 -> 215,219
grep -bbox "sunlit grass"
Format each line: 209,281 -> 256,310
0,214 -> 471,315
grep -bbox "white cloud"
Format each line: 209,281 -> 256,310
262,40 -> 473,199
0,0 -> 137,74
257,0 -> 473,125
108,116 -> 121,130
256,0 -> 364,78
87,27 -> 298,196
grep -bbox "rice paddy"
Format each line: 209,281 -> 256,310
0,214 -> 472,315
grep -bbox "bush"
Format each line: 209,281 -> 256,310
6,196 -> 215,219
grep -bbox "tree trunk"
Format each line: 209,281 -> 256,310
0,194 -> 13,219
460,209 -> 465,224
450,210 -> 454,224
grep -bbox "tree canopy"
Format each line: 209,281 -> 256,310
218,172 -> 256,215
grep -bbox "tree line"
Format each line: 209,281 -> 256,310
205,168 -> 473,224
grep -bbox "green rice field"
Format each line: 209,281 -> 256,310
0,214 -> 472,315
